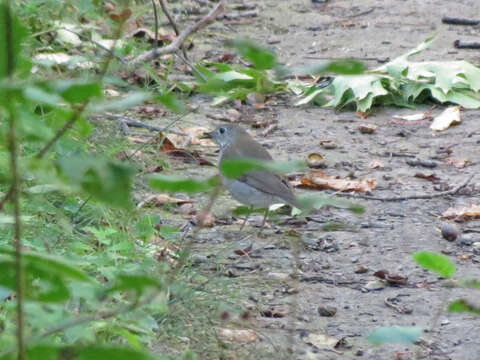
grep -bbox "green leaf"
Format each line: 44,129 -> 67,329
0,345 -> 159,360
0,248 -> 91,302
89,92 -> 152,112
287,60 -> 365,77
367,326 -> 422,345
296,193 -> 364,214
57,155 -> 134,208
50,79 -> 102,104
413,251 -> 455,278
0,3 -> 27,78
220,158 -> 305,179
148,175 -> 219,194
106,274 -> 161,297
155,91 -> 183,113
23,86 -> 63,106
229,38 -> 276,70
448,299 -> 480,315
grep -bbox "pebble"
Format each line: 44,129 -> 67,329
459,234 -> 476,246
317,305 -> 337,317
473,242 -> 480,255
363,280 -> 385,292
441,222 -> 459,242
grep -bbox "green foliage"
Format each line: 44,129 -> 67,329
227,38 -> 276,70
148,175 -> 219,194
367,326 -> 422,345
296,193 -> 364,214
448,299 -> 480,315
0,3 -> 28,78
296,37 -> 480,111
220,158 -> 305,179
412,251 -> 456,278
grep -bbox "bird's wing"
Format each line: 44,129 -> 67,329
221,140 -> 297,207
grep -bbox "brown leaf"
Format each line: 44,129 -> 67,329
374,270 -> 408,286
358,123 -> 377,134
296,170 -> 376,192
137,194 -> 192,208
414,172 -> 440,182
234,244 -> 253,256
166,126 -> 215,148
442,204 -> 480,221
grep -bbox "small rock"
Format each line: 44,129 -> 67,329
472,242 -> 480,255
191,254 -> 208,264
441,222 -> 459,242
351,257 -> 359,263
363,280 -> 385,292
319,139 -> 337,149
317,305 -> 337,317
267,272 -> 290,281
355,265 -> 369,274
459,234 -> 476,246
358,123 -> 377,134
245,92 -> 265,106
441,319 -> 450,326
178,202 -> 196,215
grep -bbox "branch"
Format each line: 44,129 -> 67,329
159,0 -> 189,59
129,1 -> 224,65
336,175 -> 475,202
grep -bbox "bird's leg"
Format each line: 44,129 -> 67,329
239,206 -> 252,231
259,208 -> 270,233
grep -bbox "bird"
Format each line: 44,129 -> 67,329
206,124 -> 298,229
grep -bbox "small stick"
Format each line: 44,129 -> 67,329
442,17 -> 480,26
151,0 -> 159,51
345,7 -> 375,18
158,0 -> 189,59
222,10 -> 258,20
336,174 -> 474,202
130,2 -> 224,65
454,40 -> 480,49
114,118 -> 188,137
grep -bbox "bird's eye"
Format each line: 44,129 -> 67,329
219,127 -> 226,134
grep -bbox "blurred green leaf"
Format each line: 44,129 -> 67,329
50,79 -> 102,104
0,345 -> 160,360
220,158 -> 305,179
367,326 -> 422,345
23,86 -> 63,106
155,91 -> 184,113
285,60 -> 365,77
106,274 -> 161,297
148,175 -> 219,194
89,92 -> 152,112
448,299 -> 480,315
296,193 -> 364,214
0,3 -> 27,78
57,155 -> 134,208
413,251 -> 455,278
459,279 -> 480,289
228,38 -> 276,70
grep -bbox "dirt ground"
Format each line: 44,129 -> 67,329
150,1 -> 480,359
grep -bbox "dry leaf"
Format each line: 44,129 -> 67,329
217,328 -> 257,343
137,194 -> 192,208
304,333 -> 341,350
444,157 -> 469,169
442,204 -> 480,220
368,160 -> 384,169
296,170 -> 376,192
393,109 -> 433,122
167,126 -> 215,148
430,106 -> 461,131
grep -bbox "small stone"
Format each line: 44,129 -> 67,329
441,319 -> 450,326
351,257 -> 359,263
472,242 -> 480,255
359,123 -> 377,134
317,305 -> 337,317
355,265 -> 369,274
355,349 -> 364,356
191,254 -> 208,264
363,280 -> 385,291
459,234 -> 476,246
441,222 -> 459,242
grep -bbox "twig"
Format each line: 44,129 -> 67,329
454,40 -> 480,49
222,10 -> 258,20
442,17 -> 480,26
109,117 -> 188,137
336,174 -> 474,202
130,1 -> 224,65
345,7 -> 375,18
174,52 -> 207,82
151,0 -> 159,51
59,28 -> 127,65
159,0 -> 181,38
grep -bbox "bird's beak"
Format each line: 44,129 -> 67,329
201,130 -> 214,139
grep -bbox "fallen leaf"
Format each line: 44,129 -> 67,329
368,160 -> 384,169
217,328 -> 257,343
392,109 -> 433,122
414,172 -> 440,182
374,270 -> 408,286
442,204 -> 480,221
137,194 -> 192,208
304,333 -> 342,351
443,157 -> 469,169
295,170 -> 376,192
319,139 -> 338,149
167,126 -> 215,147
430,106 -> 461,131
206,109 -> 242,123
234,243 -> 253,256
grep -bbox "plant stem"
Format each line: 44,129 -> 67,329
3,1 -> 25,359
